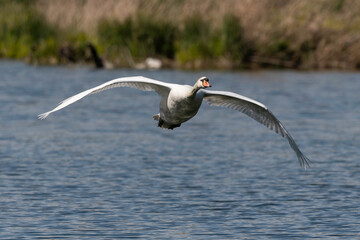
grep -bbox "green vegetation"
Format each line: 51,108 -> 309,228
97,16 -> 176,64
0,1 -> 250,68
0,1 -> 98,65
1,0 -> 360,69
0,1 -> 58,61
97,14 -> 251,68
176,17 -> 216,62
95,13 -> 249,68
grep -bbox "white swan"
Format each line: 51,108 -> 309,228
38,76 -> 310,168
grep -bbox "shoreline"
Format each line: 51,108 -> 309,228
2,0 -> 360,71
3,59 -> 360,74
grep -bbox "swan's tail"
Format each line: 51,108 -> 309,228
152,114 -> 160,121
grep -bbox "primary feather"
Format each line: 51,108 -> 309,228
38,76 -> 310,168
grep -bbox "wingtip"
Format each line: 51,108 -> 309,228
38,112 -> 50,120
299,154 -> 311,169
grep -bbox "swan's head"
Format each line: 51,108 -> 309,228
196,76 -> 212,89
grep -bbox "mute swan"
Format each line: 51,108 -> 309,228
38,76 -> 310,168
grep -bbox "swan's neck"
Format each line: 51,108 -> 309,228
189,85 -> 201,97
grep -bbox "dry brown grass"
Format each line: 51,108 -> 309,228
31,0 -> 360,69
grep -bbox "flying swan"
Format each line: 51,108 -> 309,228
38,76 -> 310,168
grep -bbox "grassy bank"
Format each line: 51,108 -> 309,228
0,1 -> 95,65
1,0 -> 360,69
0,1 -> 56,62
96,14 -> 252,69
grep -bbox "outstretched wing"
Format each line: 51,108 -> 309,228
202,90 -> 310,168
38,76 -> 173,120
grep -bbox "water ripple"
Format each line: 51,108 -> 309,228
0,61 -> 359,239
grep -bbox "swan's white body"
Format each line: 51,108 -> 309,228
39,76 -> 310,168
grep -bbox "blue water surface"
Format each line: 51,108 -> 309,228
0,61 -> 359,239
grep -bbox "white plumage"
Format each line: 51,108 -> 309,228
38,76 -> 310,168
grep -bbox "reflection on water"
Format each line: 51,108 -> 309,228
0,61 -> 359,239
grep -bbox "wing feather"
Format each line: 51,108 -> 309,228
38,76 -> 172,120
202,90 -> 310,168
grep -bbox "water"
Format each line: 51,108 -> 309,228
1,61 -> 359,239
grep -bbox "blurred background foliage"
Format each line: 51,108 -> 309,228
1,0 -> 360,69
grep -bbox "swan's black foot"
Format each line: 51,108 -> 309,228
155,114 -> 181,129
168,123 -> 181,130
158,118 -> 164,128
157,118 -> 181,130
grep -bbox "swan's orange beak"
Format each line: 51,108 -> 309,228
203,81 -> 211,87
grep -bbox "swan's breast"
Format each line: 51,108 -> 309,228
160,85 -> 203,123
167,85 -> 192,108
